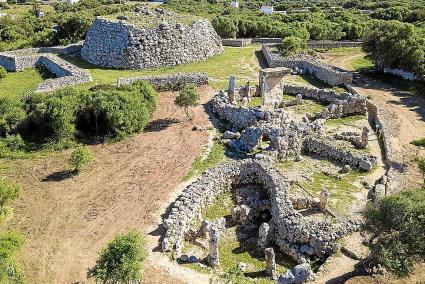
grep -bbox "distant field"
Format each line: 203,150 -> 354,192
3,4 -> 54,15
63,45 -> 263,91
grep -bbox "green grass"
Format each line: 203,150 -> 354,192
320,47 -> 362,56
62,45 -> 262,91
204,191 -> 234,220
0,69 -> 44,98
183,138 -> 226,181
248,96 -> 263,107
2,4 -> 54,15
300,171 -> 367,215
324,115 -> 365,126
282,94 -> 325,115
352,56 -> 375,72
411,137 -> 425,147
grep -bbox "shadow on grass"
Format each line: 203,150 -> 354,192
42,169 -> 76,182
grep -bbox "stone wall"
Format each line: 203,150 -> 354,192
303,138 -> 377,171
162,159 -> 358,262
222,38 -> 252,47
117,72 -> 208,91
0,48 -> 92,92
307,40 -> 363,49
262,44 -> 353,86
81,17 -> 223,70
383,67 -> 417,81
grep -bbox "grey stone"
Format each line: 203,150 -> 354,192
277,263 -> 312,284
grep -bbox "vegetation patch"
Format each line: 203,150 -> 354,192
324,115 -> 365,127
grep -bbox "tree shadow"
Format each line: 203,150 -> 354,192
144,118 -> 180,132
42,169 -> 76,182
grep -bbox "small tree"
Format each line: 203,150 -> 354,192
0,180 -> 20,220
87,230 -> 146,284
280,36 -> 307,55
70,147 -> 93,173
174,84 -> 200,120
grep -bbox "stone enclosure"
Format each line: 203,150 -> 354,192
81,16 -> 223,70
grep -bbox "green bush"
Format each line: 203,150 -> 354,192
87,229 -> 147,283
0,231 -> 25,283
363,188 -> 425,276
212,16 -> 238,38
411,137 -> 425,147
0,97 -> 25,137
279,36 -> 307,55
0,180 -> 20,220
119,80 -> 158,116
70,146 -> 93,172
0,66 -> 6,79
174,84 -> 200,119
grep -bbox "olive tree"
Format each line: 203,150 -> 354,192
174,84 -> 200,120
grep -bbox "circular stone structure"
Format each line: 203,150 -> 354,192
81,17 -> 224,70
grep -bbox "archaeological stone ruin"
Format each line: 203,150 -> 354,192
81,15 -> 223,70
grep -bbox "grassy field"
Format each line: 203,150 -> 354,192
2,4 -> 54,15
0,69 -> 44,98
64,45 -> 263,91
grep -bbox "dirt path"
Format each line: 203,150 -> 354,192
4,86 -> 215,284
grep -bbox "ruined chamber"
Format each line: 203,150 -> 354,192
81,17 -> 224,70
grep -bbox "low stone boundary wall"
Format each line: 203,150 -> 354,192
262,44 -> 353,86
252,38 -> 283,44
307,40 -> 363,49
117,73 -> 208,91
222,38 -> 252,47
303,138 -> 377,171
36,55 -> 92,92
0,47 -> 92,92
383,67 -> 417,81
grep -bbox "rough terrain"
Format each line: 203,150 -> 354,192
3,86 -> 215,284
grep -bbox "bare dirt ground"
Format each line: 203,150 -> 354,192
3,86 -> 216,284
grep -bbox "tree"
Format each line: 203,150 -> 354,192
174,84 -> 200,120
212,16 -> 238,38
363,189 -> 425,276
70,146 -> 93,173
0,180 -> 20,219
87,230 -> 146,284
280,36 -> 307,55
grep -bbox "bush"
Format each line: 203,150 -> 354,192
87,229 -> 147,283
0,231 -> 25,283
174,84 -> 200,119
212,16 -> 238,38
279,36 -> 307,55
411,137 -> 425,147
0,66 -> 6,79
119,81 -> 158,116
363,189 -> 425,276
0,180 -> 20,220
0,97 -> 25,137
70,146 -> 93,172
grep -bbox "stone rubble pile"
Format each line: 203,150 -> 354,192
81,17 -> 223,69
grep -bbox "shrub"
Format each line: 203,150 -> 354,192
0,97 -> 25,137
0,231 -> 25,283
279,36 -> 307,55
418,158 -> 425,181
212,16 -> 238,38
87,229 -> 147,283
0,66 -> 6,79
411,137 -> 425,147
174,84 -> 200,119
0,180 -> 20,220
363,189 -> 425,276
70,146 -> 93,172
119,81 -> 158,116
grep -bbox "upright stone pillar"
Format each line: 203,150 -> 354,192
228,76 -> 236,104
207,225 -> 220,267
360,127 -> 369,148
265,247 -> 277,279
257,223 -> 270,250
319,189 -> 330,212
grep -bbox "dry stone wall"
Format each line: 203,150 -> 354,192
117,72 -> 208,91
81,17 -> 223,70
262,44 -> 353,86
0,47 -> 92,92
162,159 -> 358,262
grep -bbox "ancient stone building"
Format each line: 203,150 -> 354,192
81,17 -> 223,69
